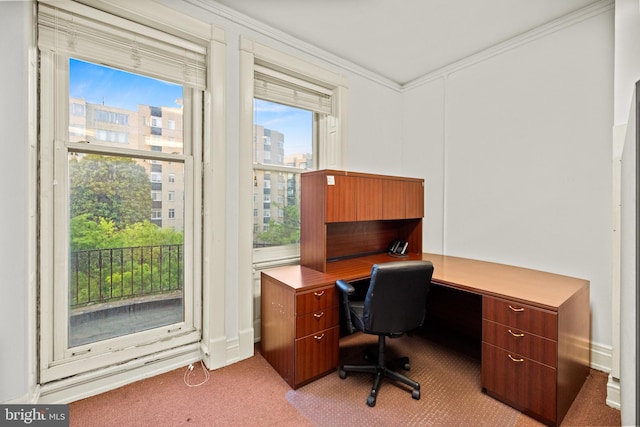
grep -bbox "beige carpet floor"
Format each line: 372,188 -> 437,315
288,332 -> 523,426
70,333 -> 621,427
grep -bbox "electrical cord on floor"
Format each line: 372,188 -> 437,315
183,360 -> 210,387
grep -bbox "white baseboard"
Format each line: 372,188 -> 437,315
589,341 -> 620,410
590,341 -> 613,373
606,375 -> 621,410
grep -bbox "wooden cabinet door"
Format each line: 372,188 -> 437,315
405,180 -> 424,218
326,174 -> 357,222
295,326 -> 339,387
382,179 -> 405,219
382,179 -> 424,219
482,343 -> 557,425
356,177 -> 383,221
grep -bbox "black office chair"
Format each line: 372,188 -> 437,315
336,260 -> 433,407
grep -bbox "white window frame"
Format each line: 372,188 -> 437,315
37,0 -> 208,386
239,37 -> 347,270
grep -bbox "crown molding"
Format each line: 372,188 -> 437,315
183,0 -> 612,93
403,0 -> 614,91
184,0 -> 401,91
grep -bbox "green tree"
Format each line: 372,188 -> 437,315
69,154 -> 151,229
70,214 -> 120,251
119,220 -> 183,247
257,204 -> 300,245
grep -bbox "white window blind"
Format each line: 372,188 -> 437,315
254,65 -> 333,115
37,2 -> 206,90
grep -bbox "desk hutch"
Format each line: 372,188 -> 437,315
260,169 -> 590,426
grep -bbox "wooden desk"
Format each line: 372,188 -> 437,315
260,253 -> 590,426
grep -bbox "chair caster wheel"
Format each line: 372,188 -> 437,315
367,395 -> 376,407
338,369 -> 347,379
412,389 -> 420,400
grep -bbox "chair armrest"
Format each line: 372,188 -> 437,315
336,279 -> 355,295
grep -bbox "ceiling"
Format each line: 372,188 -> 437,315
206,0 -> 600,85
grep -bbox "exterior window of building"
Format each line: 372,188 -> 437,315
168,191 -> 175,202
70,102 -> 85,116
95,129 -> 129,144
38,1 -> 205,384
245,40 -> 345,267
252,100 -> 314,252
95,110 -> 129,125
168,173 -> 175,183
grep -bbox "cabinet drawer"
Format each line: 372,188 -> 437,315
296,287 -> 337,315
295,326 -> 339,386
483,297 -> 557,340
482,342 -> 557,425
482,319 -> 556,367
296,306 -> 339,338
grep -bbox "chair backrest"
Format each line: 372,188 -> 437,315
362,260 -> 434,335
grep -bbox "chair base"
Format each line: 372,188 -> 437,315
338,335 -> 420,407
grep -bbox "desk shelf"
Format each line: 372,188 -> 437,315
300,170 -> 424,272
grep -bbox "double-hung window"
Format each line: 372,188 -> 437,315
244,40 -> 347,266
38,1 -> 205,383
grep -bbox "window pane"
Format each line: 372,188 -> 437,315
69,58 -> 184,154
68,154 -> 185,346
68,58 -> 186,347
253,99 -> 313,248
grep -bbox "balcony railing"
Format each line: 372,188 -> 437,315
70,244 -> 183,308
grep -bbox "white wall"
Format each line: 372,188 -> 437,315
614,0 -> 640,424
614,0 -> 640,126
402,79 -> 446,254
404,7 -> 614,353
0,1 -> 32,403
345,77 -> 404,174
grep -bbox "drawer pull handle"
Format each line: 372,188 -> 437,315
313,312 -> 325,319
508,354 -> 525,363
313,290 -> 326,298
508,305 -> 525,312
313,334 -> 325,341
508,329 -> 525,338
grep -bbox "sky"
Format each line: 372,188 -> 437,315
69,58 -> 183,111
70,58 -> 312,156
254,99 -> 313,156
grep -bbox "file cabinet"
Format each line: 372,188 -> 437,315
481,292 -> 590,426
260,268 -> 339,389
